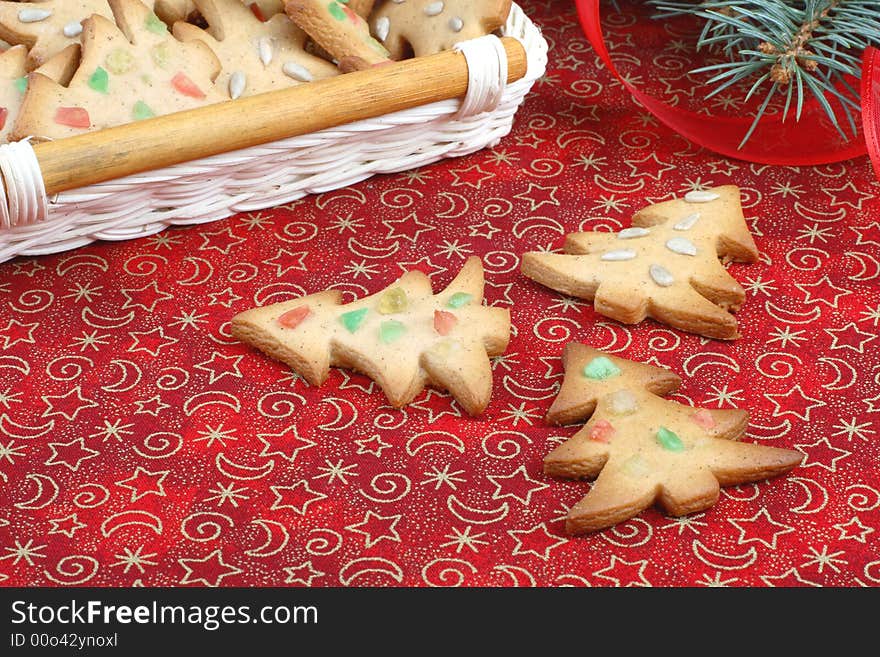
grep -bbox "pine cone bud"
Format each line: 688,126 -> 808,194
799,50 -> 819,71
759,42 -> 777,54
770,63 -> 792,85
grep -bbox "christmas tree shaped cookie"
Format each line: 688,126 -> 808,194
521,186 -> 758,340
544,344 -> 801,534
372,0 -> 512,59
0,45 -> 31,142
0,1 -> 123,67
13,0 -> 225,141
285,0 -> 390,71
173,0 -> 337,100
232,257 -> 511,415
0,42 -> 78,142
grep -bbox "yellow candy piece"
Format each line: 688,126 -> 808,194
105,48 -> 135,75
378,287 -> 407,314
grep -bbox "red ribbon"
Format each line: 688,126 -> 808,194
861,46 -> 880,178
575,0 -> 876,167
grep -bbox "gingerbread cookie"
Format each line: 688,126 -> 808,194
544,344 -> 801,535
13,0 -> 225,140
231,256 -> 510,415
285,0 -> 389,72
372,0 -> 512,59
173,0 -> 337,100
521,186 -> 758,340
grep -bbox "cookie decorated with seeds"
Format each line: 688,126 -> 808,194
545,344 -> 801,535
231,256 -> 511,415
285,0 -> 390,72
13,0 -> 224,140
372,0 -> 512,59
173,0 -> 337,100
521,185 -> 759,340
0,1 -> 126,68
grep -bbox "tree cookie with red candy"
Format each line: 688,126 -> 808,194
13,0 -> 225,141
521,185 -> 759,340
0,42 -> 79,142
173,0 -> 337,100
544,344 -> 801,535
372,0 -> 512,59
284,0 -> 390,72
0,46 -> 30,142
231,256 -> 510,415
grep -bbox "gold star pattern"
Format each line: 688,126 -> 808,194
47,514 -> 87,539
178,550 -> 242,587
44,438 -> 100,471
115,467 -> 169,502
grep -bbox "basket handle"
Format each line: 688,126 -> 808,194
0,35 -> 527,228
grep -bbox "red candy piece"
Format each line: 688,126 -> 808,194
343,5 -> 360,24
0,108 -> 7,131
54,106 -> 90,128
172,72 -> 205,99
249,2 -> 266,21
433,310 -> 457,336
588,419 -> 615,443
277,306 -> 311,329
691,409 -> 716,430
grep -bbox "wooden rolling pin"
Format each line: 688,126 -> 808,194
32,37 -> 527,195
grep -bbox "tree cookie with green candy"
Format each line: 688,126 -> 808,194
231,256 -> 510,415
0,42 -> 79,142
521,185 -> 759,340
285,0 -> 390,72
12,0 -> 226,141
372,0 -> 512,59
544,344 -> 801,535
0,46 -> 32,142
173,0 -> 337,99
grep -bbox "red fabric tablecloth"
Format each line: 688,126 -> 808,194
1,0 -> 878,587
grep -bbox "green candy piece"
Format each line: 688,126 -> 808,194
447,292 -> 473,309
145,12 -> 167,34
340,308 -> 368,333
656,426 -> 685,452
379,320 -> 406,344
88,67 -> 109,94
327,1 -> 347,21
13,76 -> 27,94
151,42 -> 172,69
583,356 -> 621,380
132,101 -> 155,121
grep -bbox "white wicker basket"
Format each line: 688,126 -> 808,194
0,4 -> 546,263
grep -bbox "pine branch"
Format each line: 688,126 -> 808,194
649,0 -> 880,147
